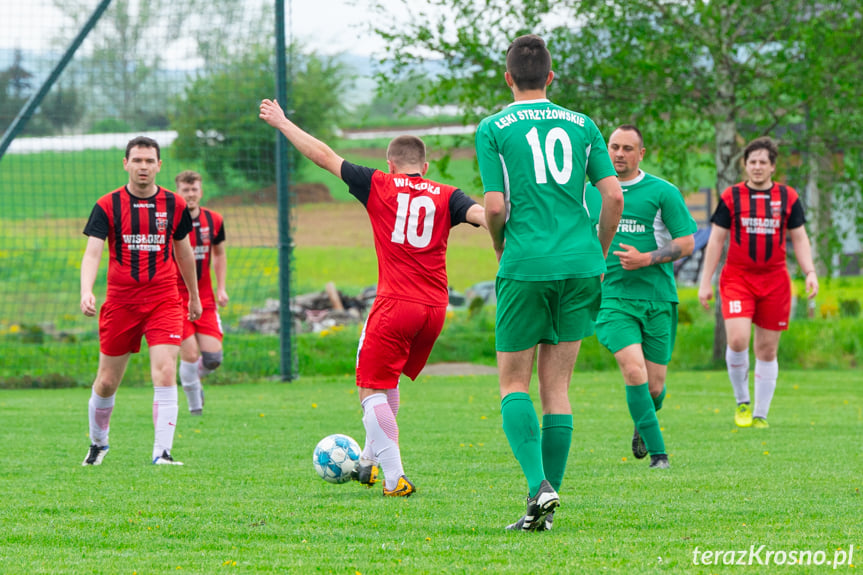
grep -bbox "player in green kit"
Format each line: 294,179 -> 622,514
586,125 -> 697,469
476,34 -> 624,532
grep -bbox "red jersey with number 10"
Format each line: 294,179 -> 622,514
367,171 -> 460,306
83,186 -> 192,304
711,182 -> 806,273
340,161 -> 478,307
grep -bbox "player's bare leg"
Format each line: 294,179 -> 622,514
197,334 -> 223,379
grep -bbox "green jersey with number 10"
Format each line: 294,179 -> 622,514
475,99 -> 616,281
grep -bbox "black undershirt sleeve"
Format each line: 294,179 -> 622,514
448,189 -> 479,227
83,204 -> 110,239
340,161 -> 376,207
710,198 -> 732,229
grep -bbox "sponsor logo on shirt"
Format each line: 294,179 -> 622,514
617,218 -> 646,233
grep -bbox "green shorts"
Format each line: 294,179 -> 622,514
495,276 -> 601,352
595,299 -> 678,365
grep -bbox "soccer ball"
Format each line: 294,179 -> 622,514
312,434 -> 361,484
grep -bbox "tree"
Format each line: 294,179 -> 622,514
171,45 -> 351,188
366,0 -> 863,361
50,0 -> 238,126
0,50 -> 33,133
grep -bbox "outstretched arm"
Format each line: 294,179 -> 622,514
259,98 -> 344,177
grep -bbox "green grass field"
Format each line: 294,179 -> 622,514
2,370 -> 860,573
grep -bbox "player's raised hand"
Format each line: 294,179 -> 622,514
80,292 -> 97,317
613,243 -> 648,270
259,98 -> 287,128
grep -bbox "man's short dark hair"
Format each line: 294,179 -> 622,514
506,34 -> 551,91
615,124 -> 644,149
743,137 -> 779,165
387,135 -> 426,168
126,136 -> 161,160
175,170 -> 202,186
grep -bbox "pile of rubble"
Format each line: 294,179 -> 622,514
238,281 -> 497,335
239,282 -> 369,335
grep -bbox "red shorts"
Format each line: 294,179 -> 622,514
182,305 -> 223,341
355,296 -> 447,389
719,266 -> 791,331
99,298 -> 184,356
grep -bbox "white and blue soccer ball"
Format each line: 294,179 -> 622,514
312,434 -> 361,484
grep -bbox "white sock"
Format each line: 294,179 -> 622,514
197,356 -> 214,379
88,389 -> 115,446
179,360 -> 203,412
726,347 -> 750,404
152,386 -> 179,459
753,359 -> 779,419
361,393 -> 403,490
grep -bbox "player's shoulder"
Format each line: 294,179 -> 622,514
642,172 -> 682,195
720,182 -> 747,199
98,185 -> 126,201
776,182 -> 799,199
164,187 -> 187,209
200,206 -> 223,221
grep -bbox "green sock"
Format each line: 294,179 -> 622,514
626,383 -> 666,455
653,386 -> 667,412
501,392 -> 545,497
541,414 -> 573,493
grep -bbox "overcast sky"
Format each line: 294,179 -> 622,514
0,0 -> 390,57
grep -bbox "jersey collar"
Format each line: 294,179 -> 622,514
507,98 -> 551,107
618,170 -> 645,189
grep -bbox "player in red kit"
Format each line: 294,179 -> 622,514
260,98 -> 486,496
80,136 -> 203,466
174,170 -> 228,416
699,137 -> 818,428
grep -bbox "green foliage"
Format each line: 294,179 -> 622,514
839,299 -> 861,318
2,372 -> 861,572
171,46 -> 351,190
369,0 -> 863,267
88,117 -> 133,134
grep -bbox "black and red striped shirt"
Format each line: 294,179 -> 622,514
711,181 -> 806,273
84,186 -> 193,304
176,207 -> 225,308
